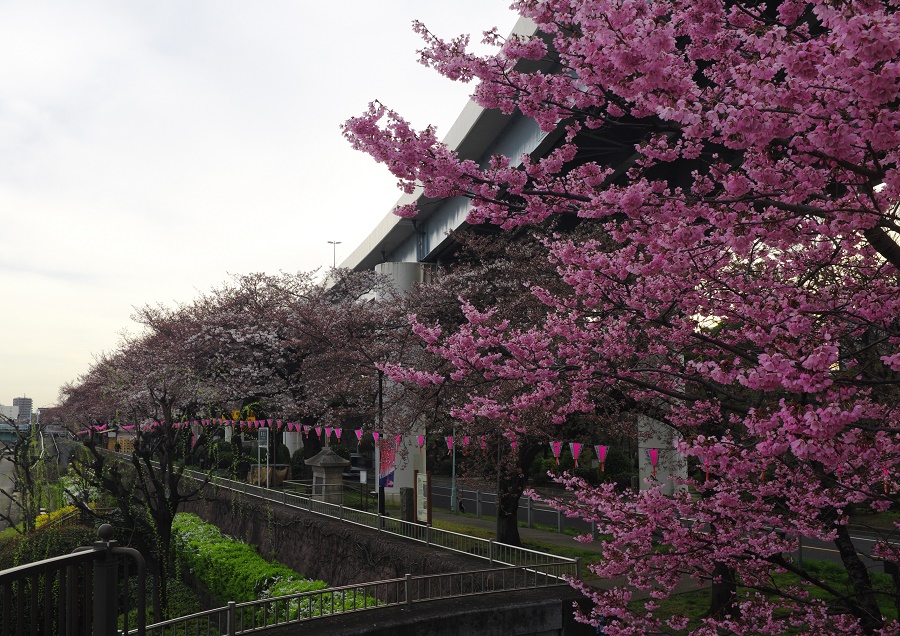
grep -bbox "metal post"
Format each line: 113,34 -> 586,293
405,574 -> 412,607
227,601 -> 237,636
476,490 -> 482,518
557,508 -> 563,534
576,557 -> 583,580
93,526 -> 117,636
489,539 -> 495,565
527,497 -> 533,528
450,424 -> 457,514
426,524 -> 432,546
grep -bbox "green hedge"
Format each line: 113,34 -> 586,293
172,512 -> 327,603
172,513 -> 378,620
0,525 -> 97,570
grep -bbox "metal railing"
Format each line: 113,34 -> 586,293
193,470 -> 579,571
135,560 -> 577,636
0,524 -> 145,636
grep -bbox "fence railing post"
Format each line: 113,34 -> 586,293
426,524 -> 432,546
93,525 -> 117,636
405,574 -> 412,607
227,600 -> 237,636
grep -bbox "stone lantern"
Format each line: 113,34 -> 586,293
305,447 -> 350,504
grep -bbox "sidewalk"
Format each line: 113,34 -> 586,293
428,506 -> 605,554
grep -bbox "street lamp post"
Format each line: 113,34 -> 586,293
328,240 -> 342,268
450,424 -> 457,514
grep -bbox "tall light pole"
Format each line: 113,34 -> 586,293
450,424 -> 457,514
328,240 -> 342,268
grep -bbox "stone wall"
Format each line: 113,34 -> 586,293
182,486 -> 486,586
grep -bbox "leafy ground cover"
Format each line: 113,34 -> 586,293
171,513 -> 378,621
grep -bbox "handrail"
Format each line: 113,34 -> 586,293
184,468 -> 578,571
102,452 -> 571,569
0,524 -> 146,636
0,548 -> 94,584
135,560 -> 576,636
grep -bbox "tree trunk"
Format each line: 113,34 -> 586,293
492,441 -> 540,546
496,489 -> 523,545
707,561 -> 738,619
834,523 -> 883,633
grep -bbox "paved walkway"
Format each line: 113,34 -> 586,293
429,507 -> 605,554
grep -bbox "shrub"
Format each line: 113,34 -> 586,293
171,513 -> 376,620
290,450 -> 305,477
172,513 -> 328,603
0,525 -> 97,570
275,443 -> 291,465
34,505 -> 76,529
330,444 -> 351,460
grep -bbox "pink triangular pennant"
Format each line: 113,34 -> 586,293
595,445 -> 608,472
551,441 -> 562,464
569,442 -> 582,468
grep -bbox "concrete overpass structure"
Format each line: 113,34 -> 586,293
341,17 -> 685,497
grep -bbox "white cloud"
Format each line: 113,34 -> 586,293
0,0 -> 519,408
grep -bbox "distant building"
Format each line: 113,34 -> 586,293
12,397 -> 32,425
0,404 -> 17,423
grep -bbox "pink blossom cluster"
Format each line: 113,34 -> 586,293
346,0 -> 900,633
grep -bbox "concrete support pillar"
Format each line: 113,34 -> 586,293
375,262 -> 428,501
284,430 -> 301,457
637,414 -> 687,496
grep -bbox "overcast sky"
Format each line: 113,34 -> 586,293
0,1 -> 519,410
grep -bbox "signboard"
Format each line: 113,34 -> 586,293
378,439 -> 396,488
416,472 -> 431,524
258,427 -> 269,447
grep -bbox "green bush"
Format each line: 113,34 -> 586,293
0,525 -> 97,570
171,513 -> 377,621
275,444 -> 291,465
290,450 -> 305,477
330,444 -> 351,460
172,513 -> 328,603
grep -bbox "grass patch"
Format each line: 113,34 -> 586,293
430,518 -> 494,539
631,559 -> 898,634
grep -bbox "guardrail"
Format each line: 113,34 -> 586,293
190,470 -> 579,571
0,524 -> 145,636
134,561 -> 576,636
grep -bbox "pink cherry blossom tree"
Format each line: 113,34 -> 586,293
58,302 -> 223,620
391,229 -> 627,545
345,0 -> 900,633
